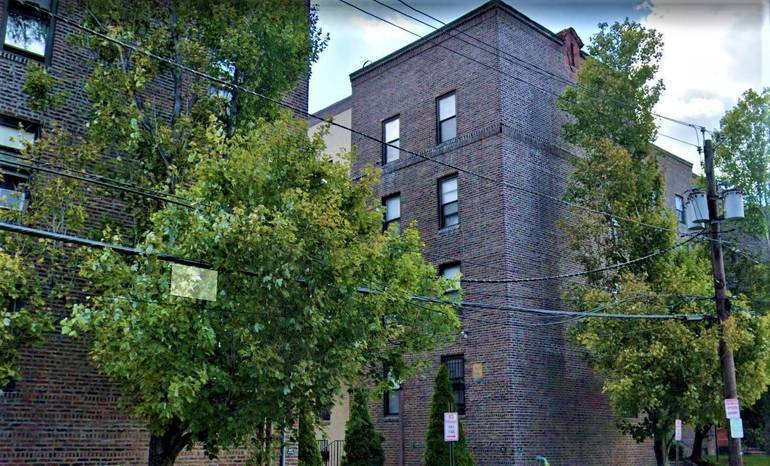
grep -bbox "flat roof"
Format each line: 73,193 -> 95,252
309,95 -> 352,124
349,0 -> 568,81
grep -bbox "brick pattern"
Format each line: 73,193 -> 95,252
349,3 -> 687,465
0,0 -> 308,464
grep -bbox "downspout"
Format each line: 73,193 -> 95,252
400,386 -> 406,466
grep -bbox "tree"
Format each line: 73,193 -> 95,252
423,364 -> 474,466
567,251 -> 770,466
298,409 -> 322,466
558,20 -> 770,466
715,88 -> 770,239
0,250 -> 52,388
61,115 -> 459,465
71,0 -> 327,233
341,389 -> 385,466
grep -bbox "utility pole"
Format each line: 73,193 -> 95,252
703,130 -> 742,466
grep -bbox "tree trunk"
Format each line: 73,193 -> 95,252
147,419 -> 192,466
653,432 -> 670,466
690,425 -> 710,465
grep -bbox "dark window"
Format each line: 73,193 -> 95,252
383,193 -> 400,232
437,92 -> 456,143
438,175 -> 458,228
675,195 -> 685,224
382,116 -> 400,164
442,355 -> 465,415
0,116 -> 35,211
318,406 -> 331,423
2,0 -> 53,61
440,262 -> 461,301
384,386 -> 401,416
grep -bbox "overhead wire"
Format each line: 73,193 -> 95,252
462,232 -> 701,283
365,0 -> 706,133
19,1 -> 682,234
14,2 -> 719,314
0,220 -> 708,322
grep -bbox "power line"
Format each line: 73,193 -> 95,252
362,0 -> 706,133
4,154 -> 193,207
24,2 -> 674,235
0,220 -> 707,322
461,232 -> 701,283
20,2 -> 716,288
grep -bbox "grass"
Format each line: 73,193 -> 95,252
705,455 -> 770,466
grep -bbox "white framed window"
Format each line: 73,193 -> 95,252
383,193 -> 400,232
675,195 -> 685,224
438,175 -> 458,228
440,262 -> 461,301
437,92 -> 456,143
0,117 -> 35,211
2,0 -> 53,61
382,116 -> 400,164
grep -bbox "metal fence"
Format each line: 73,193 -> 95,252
318,439 -> 344,466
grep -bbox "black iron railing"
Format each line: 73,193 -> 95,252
318,439 -> 344,466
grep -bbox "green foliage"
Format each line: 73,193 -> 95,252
0,250 -> 53,387
64,0 -> 328,233
298,409 -> 322,466
23,63 -> 66,112
559,19 -> 770,466
715,88 -> 770,237
341,389 -> 384,466
423,365 -> 474,466
559,19 -> 664,159
61,115 -> 458,460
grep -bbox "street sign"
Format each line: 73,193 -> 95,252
170,264 -> 218,301
675,419 -> 682,442
730,418 -> 744,439
724,398 -> 740,419
444,412 -> 459,442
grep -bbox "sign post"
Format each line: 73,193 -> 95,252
675,419 -> 682,464
444,412 -> 459,466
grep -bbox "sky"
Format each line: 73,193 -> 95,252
308,0 -> 770,168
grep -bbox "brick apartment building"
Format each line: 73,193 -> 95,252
0,0 -> 308,464
309,1 -> 695,465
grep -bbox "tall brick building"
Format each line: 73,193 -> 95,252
0,0 -> 308,464
310,1 -> 694,465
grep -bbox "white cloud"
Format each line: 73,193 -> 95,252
643,0 -> 767,168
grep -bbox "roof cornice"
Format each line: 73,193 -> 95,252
349,0 -> 566,81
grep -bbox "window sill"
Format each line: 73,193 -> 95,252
383,415 -> 400,422
438,224 -> 460,235
2,45 -> 45,63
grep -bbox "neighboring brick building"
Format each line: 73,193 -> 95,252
310,1 -> 694,465
0,0 -> 308,464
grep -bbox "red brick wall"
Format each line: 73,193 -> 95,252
351,3 -> 660,465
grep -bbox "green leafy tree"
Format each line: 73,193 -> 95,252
298,409 -> 322,466
568,251 -> 770,466
71,0 -> 327,233
341,389 -> 385,466
0,250 -> 52,387
715,88 -> 770,239
423,364 -> 474,466
62,115 -> 458,465
558,20 -> 770,466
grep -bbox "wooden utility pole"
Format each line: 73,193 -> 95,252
703,131 -> 742,466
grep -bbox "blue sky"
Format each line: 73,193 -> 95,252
309,0 -> 769,167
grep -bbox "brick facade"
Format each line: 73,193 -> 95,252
0,0 -> 308,464
345,2 -> 692,465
